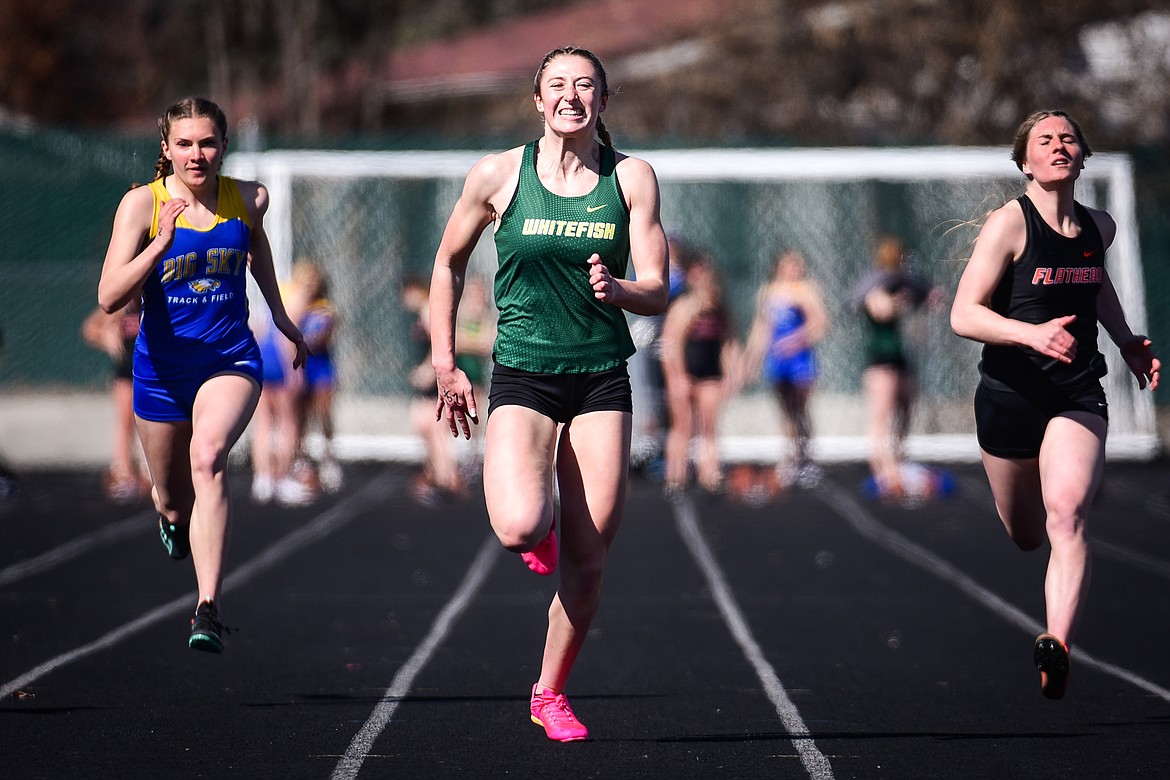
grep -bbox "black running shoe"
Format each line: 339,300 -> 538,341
158,515 -> 190,561
188,600 -> 229,653
1033,633 -> 1070,700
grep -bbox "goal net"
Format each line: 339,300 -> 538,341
225,147 -> 1156,464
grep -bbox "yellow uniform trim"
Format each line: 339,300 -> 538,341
148,176 -> 251,239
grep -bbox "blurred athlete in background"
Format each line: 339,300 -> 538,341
82,302 -> 150,502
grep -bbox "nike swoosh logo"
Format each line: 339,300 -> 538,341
586,204 -> 607,213
1084,251 -> 1095,257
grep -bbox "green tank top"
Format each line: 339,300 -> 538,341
492,141 -> 635,373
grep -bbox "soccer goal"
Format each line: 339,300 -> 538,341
225,147 -> 1156,463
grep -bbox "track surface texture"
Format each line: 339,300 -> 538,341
2,461 -> 1169,779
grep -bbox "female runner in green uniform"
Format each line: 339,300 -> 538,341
429,46 -> 669,741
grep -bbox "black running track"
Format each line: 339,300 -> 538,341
2,461 -> 1169,780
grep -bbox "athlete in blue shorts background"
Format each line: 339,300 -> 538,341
745,248 -> 829,487
292,259 -> 344,495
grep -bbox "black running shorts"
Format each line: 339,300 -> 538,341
487,362 -> 632,423
974,379 -> 1107,459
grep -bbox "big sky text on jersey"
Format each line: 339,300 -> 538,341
162,247 -> 248,283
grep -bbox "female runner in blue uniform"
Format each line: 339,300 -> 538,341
98,97 -> 307,653
951,110 -> 1159,699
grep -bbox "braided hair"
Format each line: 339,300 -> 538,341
153,97 -> 229,181
533,46 -> 613,148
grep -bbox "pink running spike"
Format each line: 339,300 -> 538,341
521,517 -> 557,575
529,684 -> 588,742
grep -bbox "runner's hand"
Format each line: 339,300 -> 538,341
1121,335 -> 1160,391
588,253 -> 620,305
155,198 -> 187,250
435,368 -> 478,439
1030,315 -> 1077,364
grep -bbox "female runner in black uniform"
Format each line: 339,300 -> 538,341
950,109 -> 1159,699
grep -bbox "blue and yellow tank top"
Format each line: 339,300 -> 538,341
135,175 -> 258,378
491,141 -> 635,373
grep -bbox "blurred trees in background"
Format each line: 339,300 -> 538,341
1,0 -> 1168,150
682,0 -> 1170,147
0,0 -> 562,134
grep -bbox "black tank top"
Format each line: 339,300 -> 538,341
684,307 -> 727,379
979,195 -> 1106,394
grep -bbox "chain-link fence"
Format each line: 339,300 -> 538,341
4,131 -> 1168,459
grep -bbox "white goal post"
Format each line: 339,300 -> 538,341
226,147 -> 1156,463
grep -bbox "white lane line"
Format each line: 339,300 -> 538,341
818,478 -> 1170,703
958,472 -> 1170,580
0,475 -> 396,700
331,534 -> 499,780
0,510 -> 154,588
671,494 -> 836,780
